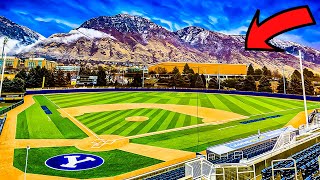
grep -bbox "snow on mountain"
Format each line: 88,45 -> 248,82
0,16 -> 44,55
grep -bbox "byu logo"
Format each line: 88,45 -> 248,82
45,153 -> 104,171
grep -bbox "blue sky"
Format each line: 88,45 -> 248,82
0,0 -> 319,49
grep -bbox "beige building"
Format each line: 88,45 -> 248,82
24,58 -> 57,70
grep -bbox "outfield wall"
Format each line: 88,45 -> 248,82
26,87 -> 320,101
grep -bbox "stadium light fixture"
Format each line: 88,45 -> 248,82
286,49 -> 309,129
0,37 -> 8,98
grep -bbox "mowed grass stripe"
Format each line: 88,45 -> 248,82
119,109 -> 160,136
232,96 -> 273,113
86,110 -> 127,130
215,95 -> 251,116
243,96 -> 283,112
155,99 -> 171,104
95,109 -> 144,134
175,114 -> 187,128
125,109 -> 163,136
60,92 -> 133,107
183,115 -> 191,127
50,92 -> 117,107
256,97 -> 298,109
224,95 -> 262,114
166,112 -> 182,129
16,111 -> 30,139
148,110 -> 171,132
200,94 -> 214,108
177,97 -> 190,105
206,94 -> 230,112
157,111 -> 176,131
47,92 -> 114,102
80,111 -> 116,125
135,110 -> 168,135
109,109 -> 155,135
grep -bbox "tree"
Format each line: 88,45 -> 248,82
201,74 -> 206,88
241,75 -> 256,91
169,73 -> 183,87
154,67 -> 167,74
171,66 -> 180,74
254,68 -> 263,81
305,77 -> 314,95
222,78 -> 239,89
288,70 -> 302,95
26,66 -> 42,88
303,68 -> 314,79
277,76 -> 287,93
15,69 -> 27,81
131,74 -> 142,87
55,69 -> 67,87
258,76 -> 272,92
97,66 -> 106,86
272,70 -> 282,79
194,74 -> 205,88
208,77 -> 218,89
262,66 -> 272,77
247,64 -> 255,75
183,63 -> 194,74
2,77 -> 25,93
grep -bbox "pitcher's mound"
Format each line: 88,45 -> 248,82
125,116 -> 149,122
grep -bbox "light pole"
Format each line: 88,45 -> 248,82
218,61 -> 221,90
0,37 -> 8,98
298,50 -> 309,129
287,49 -> 309,129
277,58 -> 287,94
24,146 -> 30,180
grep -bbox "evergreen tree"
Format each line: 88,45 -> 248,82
131,74 -> 142,87
15,69 -> 27,81
254,68 -> 263,81
277,77 -> 287,93
258,76 -> 272,92
183,63 -> 194,74
241,75 -> 256,91
194,74 -> 205,88
288,70 -> 302,95
97,66 -> 106,86
55,69 -> 67,87
262,66 -> 272,77
171,66 -> 180,74
201,74 -> 206,88
208,77 -> 218,89
247,64 -> 255,75
169,73 -> 183,87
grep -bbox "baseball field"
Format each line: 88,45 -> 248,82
2,91 -> 319,179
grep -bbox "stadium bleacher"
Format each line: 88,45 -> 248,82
261,142 -> 320,180
144,167 -> 185,180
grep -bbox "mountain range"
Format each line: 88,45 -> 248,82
1,14 -> 320,74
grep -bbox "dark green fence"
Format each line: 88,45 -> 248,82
0,99 -> 24,135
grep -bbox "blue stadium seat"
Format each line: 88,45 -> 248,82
261,143 -> 320,180
144,167 -> 185,180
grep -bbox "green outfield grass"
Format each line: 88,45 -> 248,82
76,108 -> 202,136
16,96 -> 87,139
131,107 -> 308,152
45,92 -> 318,115
14,146 -> 162,178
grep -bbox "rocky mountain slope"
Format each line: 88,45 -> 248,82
0,16 -> 44,54
11,14 -> 320,73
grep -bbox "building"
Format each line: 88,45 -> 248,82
2,56 -> 21,69
24,58 -> 57,70
148,62 -> 247,80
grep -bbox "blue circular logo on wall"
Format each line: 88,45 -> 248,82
45,153 -> 104,171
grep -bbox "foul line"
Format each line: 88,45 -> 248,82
43,95 -> 101,140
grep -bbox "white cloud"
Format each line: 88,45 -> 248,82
121,10 -> 150,20
277,34 -> 320,50
208,16 -> 218,25
219,26 -> 248,35
182,20 -> 193,26
153,17 -> 173,31
34,17 -> 79,28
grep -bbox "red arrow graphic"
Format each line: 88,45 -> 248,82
245,6 -> 316,52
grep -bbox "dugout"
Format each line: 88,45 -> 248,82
0,93 -> 24,102
206,127 -> 297,160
